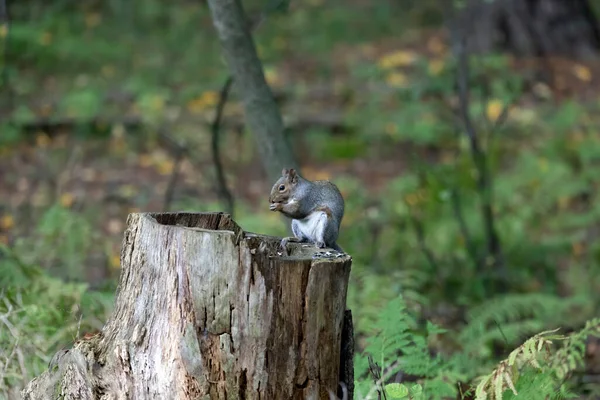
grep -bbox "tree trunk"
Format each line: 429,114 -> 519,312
459,0 -> 600,59
22,212 -> 353,399
206,0 -> 300,183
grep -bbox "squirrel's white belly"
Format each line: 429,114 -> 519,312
295,210 -> 327,241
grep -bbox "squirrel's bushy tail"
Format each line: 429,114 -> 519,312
331,242 -> 345,253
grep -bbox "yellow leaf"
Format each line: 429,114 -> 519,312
558,196 -> 570,210
39,32 -> 52,46
0,214 -> 14,230
573,64 -> 592,82
118,184 -> 137,198
0,24 -> 8,39
60,193 -> 75,208
378,50 -> 418,69
385,72 -> 408,87
572,242 -> 584,257
427,36 -> 445,54
109,253 -> 121,270
35,132 -> 51,148
428,59 -> 445,75
486,99 -> 503,122
157,160 -> 174,175
200,91 -> 218,107
186,91 -> 218,114
264,67 -> 281,87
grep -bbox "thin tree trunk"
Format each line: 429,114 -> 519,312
206,0 -> 300,183
22,212 -> 352,399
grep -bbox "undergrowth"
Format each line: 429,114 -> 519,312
355,296 -> 600,400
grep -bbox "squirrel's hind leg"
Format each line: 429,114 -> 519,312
279,220 -> 309,255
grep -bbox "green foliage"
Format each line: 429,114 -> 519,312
11,203 -> 96,280
355,295 -> 600,400
0,243 -> 112,397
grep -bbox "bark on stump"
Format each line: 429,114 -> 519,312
22,212 -> 353,400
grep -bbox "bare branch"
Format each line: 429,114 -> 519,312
211,76 -> 235,216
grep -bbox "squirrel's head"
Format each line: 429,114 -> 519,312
269,168 -> 299,205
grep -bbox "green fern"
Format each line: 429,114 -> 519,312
474,318 -> 600,400
354,296 -> 456,400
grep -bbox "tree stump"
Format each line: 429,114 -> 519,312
22,212 -> 353,400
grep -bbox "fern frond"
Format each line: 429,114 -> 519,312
474,328 -> 563,400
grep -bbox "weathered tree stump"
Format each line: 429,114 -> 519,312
22,212 -> 353,400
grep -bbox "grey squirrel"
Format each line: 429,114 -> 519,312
269,168 -> 345,253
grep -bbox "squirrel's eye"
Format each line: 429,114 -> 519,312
279,185 -> 285,191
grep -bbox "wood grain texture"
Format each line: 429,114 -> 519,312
22,212 -> 352,400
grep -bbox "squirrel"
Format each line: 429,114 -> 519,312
269,168 -> 345,254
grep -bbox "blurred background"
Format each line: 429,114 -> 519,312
2,0 -> 600,398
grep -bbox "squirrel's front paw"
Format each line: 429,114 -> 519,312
279,238 -> 290,255
315,241 -> 326,249
270,202 -> 282,211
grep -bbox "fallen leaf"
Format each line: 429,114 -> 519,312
573,64 -> 592,82
558,196 -> 570,210
35,132 -> 51,148
427,36 -> 445,54
378,50 -> 418,69
572,242 -> 584,257
157,160 -> 174,175
486,99 -> 503,122
187,91 -> 218,114
118,185 -> 137,198
60,193 -> 75,208
264,67 -> 281,87
385,72 -> 408,87
428,59 -> 445,75
0,214 -> 14,230
109,253 -> 121,269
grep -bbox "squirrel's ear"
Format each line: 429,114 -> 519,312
288,168 -> 298,183
282,168 -> 288,176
